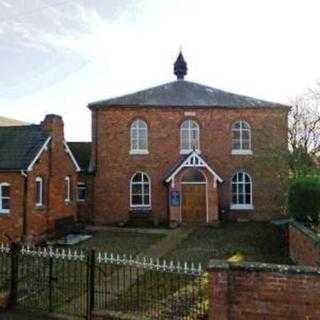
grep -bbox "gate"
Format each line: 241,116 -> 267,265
14,245 -> 90,319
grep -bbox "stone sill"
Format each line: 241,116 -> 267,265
129,150 -> 149,155
230,205 -> 254,210
231,149 -> 253,155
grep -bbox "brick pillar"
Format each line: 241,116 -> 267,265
208,261 -> 230,320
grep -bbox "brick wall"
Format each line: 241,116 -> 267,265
0,172 -> 24,243
208,260 -> 320,320
91,106 -> 288,225
289,221 -> 320,267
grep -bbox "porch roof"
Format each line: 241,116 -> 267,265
164,151 -> 223,184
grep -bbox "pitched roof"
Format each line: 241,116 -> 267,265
88,80 -> 288,109
0,125 -> 49,171
0,116 -> 29,126
164,150 -> 223,183
67,142 -> 91,172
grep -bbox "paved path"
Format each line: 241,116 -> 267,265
142,227 -> 194,257
86,225 -> 170,235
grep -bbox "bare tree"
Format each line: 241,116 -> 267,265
288,86 -> 320,175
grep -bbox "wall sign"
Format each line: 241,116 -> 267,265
184,111 -> 196,116
170,191 -> 180,207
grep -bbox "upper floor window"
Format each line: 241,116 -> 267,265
130,119 -> 148,154
0,183 -> 10,214
231,121 -> 252,155
35,177 -> 44,207
77,182 -> 86,202
130,172 -> 151,208
231,172 -> 253,210
180,119 -> 200,154
64,176 -> 71,202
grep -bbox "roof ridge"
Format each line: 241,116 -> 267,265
0,124 -> 39,130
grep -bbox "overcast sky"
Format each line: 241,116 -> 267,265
1,0 -> 320,141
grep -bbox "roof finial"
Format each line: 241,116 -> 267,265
174,50 -> 187,80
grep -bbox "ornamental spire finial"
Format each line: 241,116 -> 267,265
174,51 -> 187,80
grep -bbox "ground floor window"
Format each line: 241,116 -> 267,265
231,171 -> 253,210
77,182 -> 86,201
0,183 -> 10,214
130,172 -> 151,208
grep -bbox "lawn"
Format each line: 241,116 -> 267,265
74,229 -> 165,255
164,221 -> 292,266
60,222 -> 290,266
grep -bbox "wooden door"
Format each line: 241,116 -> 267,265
181,184 -> 206,223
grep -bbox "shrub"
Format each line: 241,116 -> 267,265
288,175 -> 320,226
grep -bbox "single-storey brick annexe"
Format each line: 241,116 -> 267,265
0,115 -> 81,242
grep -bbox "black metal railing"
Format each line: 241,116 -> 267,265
0,243 -> 11,294
94,253 -> 208,319
0,243 -> 208,320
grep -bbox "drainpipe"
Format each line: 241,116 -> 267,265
20,170 -> 28,241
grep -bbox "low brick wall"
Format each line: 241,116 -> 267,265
208,260 -> 320,320
289,221 -> 320,266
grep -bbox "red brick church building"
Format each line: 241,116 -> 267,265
88,53 -> 289,226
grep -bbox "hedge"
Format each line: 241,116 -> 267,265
288,175 -> 320,226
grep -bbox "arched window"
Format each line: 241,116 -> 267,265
0,183 -> 10,214
180,119 -> 200,154
231,172 -> 253,209
182,169 -> 206,183
231,121 -> 252,154
130,172 -> 151,208
130,119 -> 148,154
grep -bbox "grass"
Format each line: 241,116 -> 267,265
163,221 -> 292,266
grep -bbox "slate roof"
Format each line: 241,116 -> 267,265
67,142 -> 91,172
88,80 -> 288,109
0,116 -> 29,126
0,125 -> 49,171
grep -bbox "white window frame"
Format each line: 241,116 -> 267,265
231,120 -> 252,155
65,176 -> 71,202
0,183 -> 10,214
35,177 -> 43,207
230,172 -> 253,210
130,172 -> 151,208
77,182 -> 86,202
180,119 -> 200,154
130,119 -> 149,155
